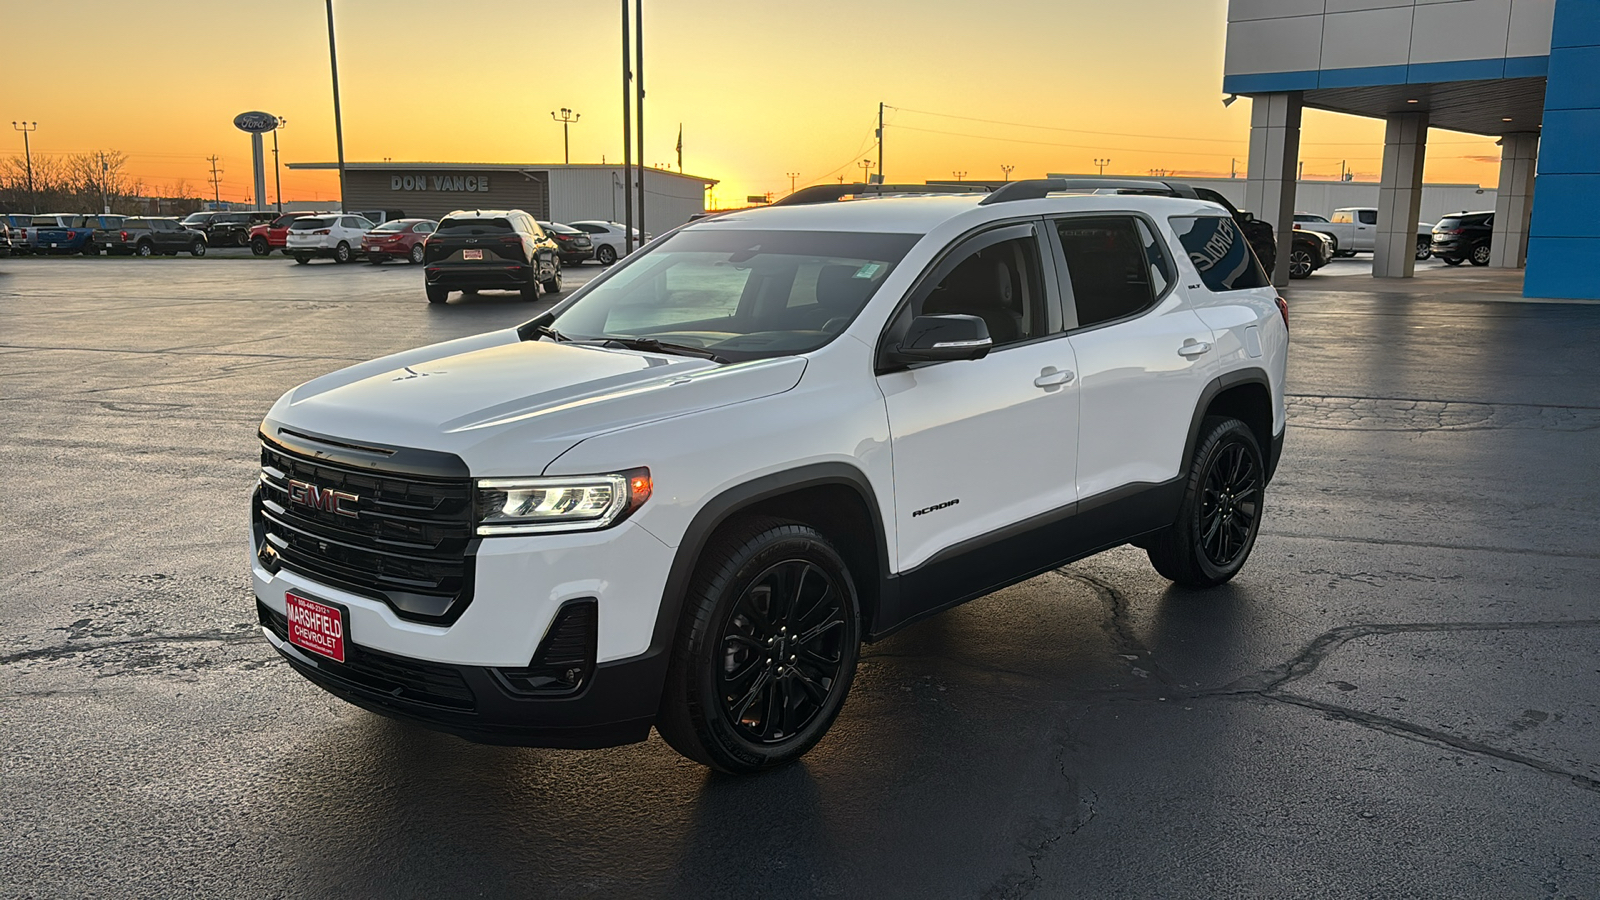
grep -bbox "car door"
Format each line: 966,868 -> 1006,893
877,221 -> 1079,579
1054,214 -> 1219,504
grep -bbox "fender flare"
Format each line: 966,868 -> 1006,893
1183,367 -> 1282,483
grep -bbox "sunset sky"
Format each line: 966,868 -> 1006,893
10,0 -> 1505,208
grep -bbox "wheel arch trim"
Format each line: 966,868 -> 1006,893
1184,367 -> 1281,483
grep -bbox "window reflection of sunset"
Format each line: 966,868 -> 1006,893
10,0 -> 1501,208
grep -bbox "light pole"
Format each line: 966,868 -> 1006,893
551,108 -> 580,164
1093,158 -> 1110,175
272,117 -> 287,214
325,0 -> 347,212
98,151 -> 109,214
858,159 -> 873,184
12,121 -> 38,213
1000,164 -> 1014,182
951,171 -> 966,182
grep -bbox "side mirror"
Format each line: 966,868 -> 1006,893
1238,210 -> 1256,222
888,314 -> 993,364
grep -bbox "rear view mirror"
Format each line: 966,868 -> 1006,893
887,314 -> 993,365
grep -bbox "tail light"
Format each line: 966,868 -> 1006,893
313,229 -> 330,236
119,230 -> 129,241
1275,296 -> 1289,332
501,236 -> 522,246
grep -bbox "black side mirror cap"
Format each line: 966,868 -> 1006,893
886,314 -> 993,365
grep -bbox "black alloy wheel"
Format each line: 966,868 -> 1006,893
596,244 -> 617,265
1146,416 -> 1265,587
251,237 -> 270,257
1288,248 -> 1314,279
136,241 -> 154,258
1470,243 -> 1491,266
658,518 -> 861,773
190,240 -> 206,258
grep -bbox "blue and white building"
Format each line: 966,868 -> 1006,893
1224,0 -> 1598,298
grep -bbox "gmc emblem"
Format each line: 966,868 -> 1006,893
287,479 -> 359,518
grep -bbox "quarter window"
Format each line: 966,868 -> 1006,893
1170,216 -> 1270,293
1055,216 -> 1161,329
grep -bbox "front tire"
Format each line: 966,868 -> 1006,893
251,237 -> 270,257
190,240 -> 206,257
541,263 -> 563,297
1415,237 -> 1432,261
657,518 -> 861,774
1146,417 -> 1265,588
1288,248 -> 1314,279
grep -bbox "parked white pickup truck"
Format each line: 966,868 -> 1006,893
1294,208 -> 1433,260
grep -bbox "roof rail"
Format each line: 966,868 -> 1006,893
770,182 -> 991,207
978,178 -> 1201,205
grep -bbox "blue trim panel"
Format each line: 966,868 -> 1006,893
1529,176 -> 1600,238
1545,46 -> 1600,109
1538,110 -> 1600,174
1524,238 -> 1600,299
1551,0 -> 1600,49
1225,56 -> 1550,95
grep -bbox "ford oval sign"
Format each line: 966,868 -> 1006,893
233,111 -> 279,133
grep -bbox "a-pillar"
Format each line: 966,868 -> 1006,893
1490,133 -> 1538,268
1373,112 -> 1428,279
1243,92 -> 1302,287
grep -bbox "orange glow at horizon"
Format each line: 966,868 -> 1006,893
9,0 -> 1502,209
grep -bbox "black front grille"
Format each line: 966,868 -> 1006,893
256,436 -> 475,623
258,602 -> 476,711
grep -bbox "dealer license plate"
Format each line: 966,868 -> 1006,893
462,249 -> 483,260
285,591 -> 347,663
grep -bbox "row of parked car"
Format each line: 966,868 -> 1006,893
0,209 -> 648,266
1291,207 -> 1497,267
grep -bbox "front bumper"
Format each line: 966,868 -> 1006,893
252,512 -> 677,747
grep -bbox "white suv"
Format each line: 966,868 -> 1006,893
285,214 -> 375,264
251,180 -> 1288,773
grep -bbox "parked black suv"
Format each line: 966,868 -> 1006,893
422,209 -> 563,304
207,211 -> 277,247
1432,211 -> 1493,266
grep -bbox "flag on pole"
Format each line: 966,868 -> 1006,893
676,123 -> 683,172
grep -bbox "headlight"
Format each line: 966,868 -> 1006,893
475,468 -> 651,536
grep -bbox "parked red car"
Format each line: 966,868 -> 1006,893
249,212 -> 336,257
360,218 -> 437,263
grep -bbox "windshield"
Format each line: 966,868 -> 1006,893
370,221 -> 408,233
181,213 -> 214,224
549,228 -> 919,362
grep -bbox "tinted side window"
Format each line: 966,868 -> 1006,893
1056,216 -> 1160,329
1170,216 -> 1270,293
1357,210 -> 1378,225
918,235 -> 1048,347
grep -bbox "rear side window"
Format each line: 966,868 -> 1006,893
438,217 -> 512,235
1170,216 -> 1270,293
1055,216 -> 1163,329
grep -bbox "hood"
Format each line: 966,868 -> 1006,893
266,330 -> 807,476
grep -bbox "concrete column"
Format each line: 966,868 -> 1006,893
1373,112 -> 1428,279
1490,133 -> 1538,268
1243,92 -> 1303,287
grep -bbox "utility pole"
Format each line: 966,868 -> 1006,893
1230,157 -> 1238,179
876,101 -> 884,182
621,0 -> 633,252
1000,164 -> 1014,182
325,0 -> 347,212
952,171 -> 966,182
12,122 -> 38,213
1093,157 -> 1110,175
271,117 -> 287,214
99,151 -> 109,214
1340,160 -> 1348,182
786,172 -> 799,194
858,159 -> 873,183
207,156 -> 224,206
1298,160 -> 1305,181
551,108 -> 580,164
634,0 -> 645,241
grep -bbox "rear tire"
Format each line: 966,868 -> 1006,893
294,254 -> 311,265
656,517 -> 861,774
1443,257 -> 1464,266
251,237 -> 270,257
426,284 -> 450,304
1146,417 -> 1265,588
410,243 -> 426,264
136,241 -> 154,258
596,244 -> 617,265
334,242 -> 351,264
1469,243 -> 1491,266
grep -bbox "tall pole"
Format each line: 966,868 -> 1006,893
99,151 -> 109,214
325,0 -> 347,212
207,156 -> 223,206
272,118 -> 286,215
635,0 -> 645,241
1000,164 -> 1014,182
12,122 -> 38,213
786,172 -> 799,194
622,0 -> 633,252
1094,158 -> 1110,175
876,102 -> 884,182
858,159 -> 873,183
551,109 -> 580,164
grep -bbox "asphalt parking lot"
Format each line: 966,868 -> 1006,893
2,254 -> 1598,899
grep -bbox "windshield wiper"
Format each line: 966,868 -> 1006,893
600,337 -> 729,364
528,323 -> 570,342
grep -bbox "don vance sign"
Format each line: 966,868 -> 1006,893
391,174 -> 493,192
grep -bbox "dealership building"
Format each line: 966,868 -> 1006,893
1225,0 -> 1598,297
285,162 -> 716,234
